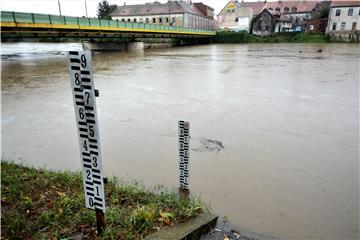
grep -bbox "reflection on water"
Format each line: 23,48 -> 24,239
1,43 -> 359,239
1,42 -> 82,62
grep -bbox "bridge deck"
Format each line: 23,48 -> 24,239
1,11 -> 216,37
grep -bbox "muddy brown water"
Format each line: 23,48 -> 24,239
1,43 -> 359,239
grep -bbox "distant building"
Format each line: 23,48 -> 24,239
110,1 -> 215,30
307,1 -> 331,33
251,9 -> 292,36
217,1 -> 253,31
326,0 -> 360,42
217,0 -> 327,32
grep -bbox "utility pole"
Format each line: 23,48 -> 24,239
84,0 -> 89,17
58,0 -> 62,16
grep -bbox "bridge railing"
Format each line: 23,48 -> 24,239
1,11 -> 215,35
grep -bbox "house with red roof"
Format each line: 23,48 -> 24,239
109,1 -> 215,30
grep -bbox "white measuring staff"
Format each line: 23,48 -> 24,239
178,121 -> 190,190
68,51 -> 105,213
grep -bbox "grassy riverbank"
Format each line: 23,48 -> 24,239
214,31 -> 329,43
1,162 -> 207,239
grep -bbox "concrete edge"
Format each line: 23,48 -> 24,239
144,214 -> 218,240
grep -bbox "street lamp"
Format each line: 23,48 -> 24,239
58,0 -> 62,16
84,0 -> 89,18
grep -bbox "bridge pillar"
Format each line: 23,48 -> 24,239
127,42 -> 144,51
82,41 -> 144,52
82,42 -> 127,51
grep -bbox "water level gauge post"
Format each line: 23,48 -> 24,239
67,50 -> 106,234
178,120 -> 190,198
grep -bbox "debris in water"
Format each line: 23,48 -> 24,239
192,138 -> 224,152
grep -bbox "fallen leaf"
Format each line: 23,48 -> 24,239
164,218 -> 171,225
159,211 -> 173,219
47,200 -> 54,208
56,191 -> 65,197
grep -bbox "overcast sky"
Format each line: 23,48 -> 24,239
1,0 -> 233,18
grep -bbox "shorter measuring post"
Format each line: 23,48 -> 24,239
67,50 -> 106,234
178,121 -> 190,198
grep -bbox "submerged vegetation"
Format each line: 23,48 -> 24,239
214,31 -> 329,44
1,162 -> 207,239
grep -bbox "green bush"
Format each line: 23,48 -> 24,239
214,31 -> 329,44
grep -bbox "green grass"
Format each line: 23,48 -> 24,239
1,161 -> 208,239
214,31 -> 329,44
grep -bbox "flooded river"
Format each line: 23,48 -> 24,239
1,43 -> 359,239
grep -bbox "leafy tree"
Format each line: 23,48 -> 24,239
97,0 -> 116,19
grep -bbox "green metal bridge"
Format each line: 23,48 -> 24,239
0,11 -> 216,40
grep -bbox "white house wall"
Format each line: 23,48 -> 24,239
113,13 -> 215,29
275,22 -> 292,33
327,6 -> 360,32
113,14 -> 184,25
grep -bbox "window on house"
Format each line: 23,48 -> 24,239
352,21 -> 357,30
121,18 -> 125,22
341,22 -> 346,30
232,9 -> 235,13
276,7 -> 280,12
127,18 -> 131,22
139,18 -> 143,23
284,7 -> 289,13
332,22 -> 337,30
336,9 -> 341,16
172,17 -> 176,23
292,7 -> 297,12
146,18 -> 149,23
235,17 -> 239,22
166,17 -> 169,23
152,18 -> 156,23
348,8 -> 353,16
133,18 -> 137,23
159,17 -> 162,23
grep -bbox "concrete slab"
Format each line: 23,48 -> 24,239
145,214 -> 218,240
